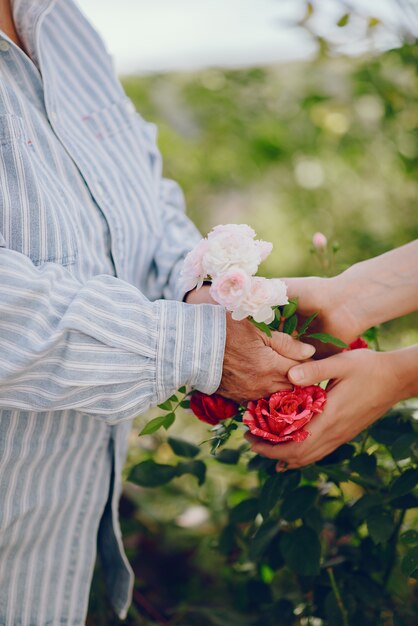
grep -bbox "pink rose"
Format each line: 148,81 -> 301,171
312,232 -> 327,249
231,277 -> 288,324
209,267 -> 251,310
202,224 -> 272,278
180,239 -> 209,291
255,240 -> 273,261
208,223 -> 256,240
243,385 -> 327,443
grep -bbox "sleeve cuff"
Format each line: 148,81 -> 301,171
155,300 -> 226,402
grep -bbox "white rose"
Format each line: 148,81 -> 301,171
231,277 -> 288,324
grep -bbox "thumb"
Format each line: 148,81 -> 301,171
288,353 -> 347,385
268,331 -> 316,361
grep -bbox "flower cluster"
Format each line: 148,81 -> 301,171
180,223 -> 288,324
189,386 -> 327,444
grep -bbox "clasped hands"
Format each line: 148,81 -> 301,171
186,277 -> 414,471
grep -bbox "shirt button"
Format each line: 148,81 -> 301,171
0,40 -> 10,52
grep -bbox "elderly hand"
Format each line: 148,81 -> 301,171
218,314 -> 316,403
246,345 -> 418,469
185,285 -> 316,404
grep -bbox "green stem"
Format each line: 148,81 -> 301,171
360,432 -> 369,454
172,390 -> 190,413
327,567 -> 349,626
383,509 -> 406,589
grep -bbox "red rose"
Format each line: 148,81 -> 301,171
190,391 -> 240,426
344,337 -> 369,351
243,386 -> 327,444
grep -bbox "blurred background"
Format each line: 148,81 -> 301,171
83,1 -> 418,623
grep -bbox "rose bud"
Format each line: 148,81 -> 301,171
243,386 -> 327,443
190,391 -> 240,426
344,337 -> 369,351
312,232 -> 327,250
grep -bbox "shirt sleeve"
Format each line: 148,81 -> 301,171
0,245 -> 226,424
138,120 -> 204,302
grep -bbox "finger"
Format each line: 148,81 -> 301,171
267,331 -> 315,361
288,352 -> 347,386
271,353 -> 302,377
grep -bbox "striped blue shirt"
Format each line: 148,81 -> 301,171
0,1 -> 226,623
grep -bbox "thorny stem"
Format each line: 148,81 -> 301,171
327,567 -> 350,626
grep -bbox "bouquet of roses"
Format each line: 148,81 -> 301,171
140,224 -> 349,453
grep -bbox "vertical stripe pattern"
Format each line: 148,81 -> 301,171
0,1 -> 226,623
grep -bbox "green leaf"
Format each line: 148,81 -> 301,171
351,494 -> 383,521
163,413 -> 176,430
250,319 -> 272,337
178,385 -> 187,394
180,400 -> 191,409
390,433 -> 418,461
400,530 -> 418,545
215,448 -> 241,464
297,312 -> 318,337
370,412 -> 413,445
249,519 -> 280,560
317,443 -> 355,465
260,474 -> 285,517
337,13 -> 350,27
401,547 -> 418,577
390,494 -> 418,510
303,507 -> 323,534
281,486 -> 317,521
157,400 -> 172,411
281,469 -> 302,495
218,524 -> 237,555
283,314 -> 298,335
128,460 -> 177,487
176,460 -> 206,485
366,507 -> 395,544
168,437 -> 200,458
389,468 -> 418,499
230,498 -> 260,523
139,413 -> 175,436
280,527 -> 321,576
168,394 -> 178,402
282,298 -> 298,319
349,453 -> 377,476
306,332 -> 348,348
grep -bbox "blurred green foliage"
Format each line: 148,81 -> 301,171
122,43 -> 418,347
88,27 -> 418,626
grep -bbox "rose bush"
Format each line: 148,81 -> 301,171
243,385 -> 327,443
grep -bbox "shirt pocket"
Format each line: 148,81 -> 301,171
81,97 -> 162,237
0,114 -> 78,267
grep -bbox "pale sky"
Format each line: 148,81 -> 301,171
78,0 -> 411,74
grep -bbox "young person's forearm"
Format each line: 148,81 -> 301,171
336,240 -> 418,332
389,343 -> 418,400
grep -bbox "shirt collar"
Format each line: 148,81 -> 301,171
11,0 -> 56,62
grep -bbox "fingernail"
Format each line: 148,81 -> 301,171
301,343 -> 316,358
290,366 -> 305,383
